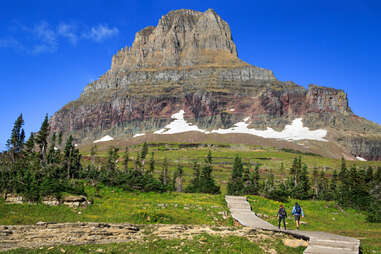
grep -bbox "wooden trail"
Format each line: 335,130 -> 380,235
225,195 -> 360,254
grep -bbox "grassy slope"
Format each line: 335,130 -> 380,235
81,143 -> 381,192
1,187 -> 380,253
247,195 -> 381,254
0,186 -> 231,226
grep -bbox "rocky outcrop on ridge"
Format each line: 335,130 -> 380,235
49,9 -> 381,160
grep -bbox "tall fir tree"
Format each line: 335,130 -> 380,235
185,160 -> 201,193
123,146 -> 129,172
6,114 -> 25,162
227,155 -> 244,195
36,114 -> 50,163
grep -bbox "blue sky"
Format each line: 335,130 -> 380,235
1,0 -> 380,149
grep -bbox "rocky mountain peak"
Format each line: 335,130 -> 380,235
111,9 -> 243,72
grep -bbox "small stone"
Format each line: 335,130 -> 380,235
36,221 -> 47,226
60,248 -> 66,253
282,239 -> 308,248
48,247 -> 54,250
96,248 -> 104,253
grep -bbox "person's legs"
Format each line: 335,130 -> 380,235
295,215 -> 300,229
282,217 -> 286,230
278,217 -> 282,229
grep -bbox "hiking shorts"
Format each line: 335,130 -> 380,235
294,214 -> 301,221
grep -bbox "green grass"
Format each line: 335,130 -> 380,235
4,234 -> 306,254
247,195 -> 381,254
82,143 -> 381,193
0,185 -> 231,226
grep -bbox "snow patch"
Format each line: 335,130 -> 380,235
133,133 -> 145,138
154,110 -> 206,134
211,117 -> 327,141
93,135 -> 114,143
356,156 -> 367,161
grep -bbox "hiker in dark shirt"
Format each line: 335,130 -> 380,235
276,204 -> 287,230
292,202 -> 304,230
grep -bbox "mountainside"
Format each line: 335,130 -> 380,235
50,9 -> 381,160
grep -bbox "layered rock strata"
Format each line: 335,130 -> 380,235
50,8 -> 381,160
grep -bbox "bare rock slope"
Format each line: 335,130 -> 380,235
50,9 -> 381,160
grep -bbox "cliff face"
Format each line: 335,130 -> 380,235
50,9 -> 381,160
111,9 -> 241,72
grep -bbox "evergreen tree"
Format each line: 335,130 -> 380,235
123,146 -> 129,172
90,145 -> 97,164
245,163 -> 260,195
279,162 -> 285,180
375,167 -> 381,183
292,163 -> 311,200
227,155 -> 244,195
329,169 -> 338,199
185,160 -> 201,193
159,157 -> 170,188
175,162 -> 183,192
6,114 -> 25,162
140,142 -> 148,165
312,168 -> 319,198
366,166 -> 374,184
36,114 -> 50,162
149,152 -> 155,174
61,135 -> 82,179
106,146 -> 119,172
199,151 -> 220,194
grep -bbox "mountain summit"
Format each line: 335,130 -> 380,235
50,9 -> 381,160
111,9 -> 242,71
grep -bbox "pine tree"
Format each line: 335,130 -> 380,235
90,145 -> 97,164
227,155 -> 244,195
329,169 -> 338,199
366,166 -> 374,184
199,151 -> 220,194
312,168 -> 319,198
123,146 -> 129,172
175,162 -> 183,192
375,167 -> 381,183
279,162 -> 285,180
185,160 -> 201,193
159,157 -> 170,188
149,152 -> 155,174
245,163 -> 260,195
106,146 -> 119,172
6,114 -> 25,162
140,142 -> 148,165
36,114 -> 50,162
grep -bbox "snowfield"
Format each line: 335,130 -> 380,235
356,156 -> 367,161
150,110 -> 327,142
93,135 -> 114,143
154,110 -> 206,134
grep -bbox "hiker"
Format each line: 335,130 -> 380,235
276,204 -> 287,230
292,202 -> 304,230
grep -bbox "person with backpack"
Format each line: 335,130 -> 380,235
292,202 -> 304,230
276,204 -> 287,230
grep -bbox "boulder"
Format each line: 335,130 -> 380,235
42,196 -> 59,206
62,195 -> 89,208
5,194 -> 24,204
282,238 -> 308,248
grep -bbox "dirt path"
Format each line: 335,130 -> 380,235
0,222 -> 302,252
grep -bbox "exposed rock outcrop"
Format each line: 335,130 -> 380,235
49,8 -> 381,160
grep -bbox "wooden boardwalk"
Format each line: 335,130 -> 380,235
225,195 -> 360,254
